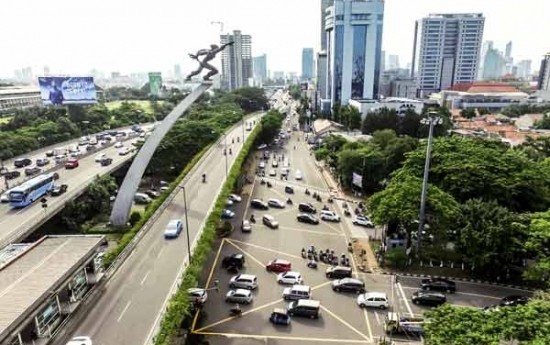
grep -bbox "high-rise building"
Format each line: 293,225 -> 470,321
504,41 -> 514,74
482,47 -> 505,80
317,52 -> 328,99
253,54 -> 267,84
302,48 -> 315,80
538,53 -> 550,91
220,30 -> 253,90
320,0 -> 332,51
174,64 -> 182,79
388,54 -> 400,70
415,13 -> 485,96
516,60 -> 532,80
324,0 -> 385,105
43,66 -> 50,76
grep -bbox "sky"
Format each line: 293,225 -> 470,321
1,0 -> 549,78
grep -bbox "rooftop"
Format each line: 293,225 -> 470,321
0,86 -> 40,96
447,82 -> 521,94
0,235 -> 104,340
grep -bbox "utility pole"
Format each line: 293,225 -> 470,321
416,112 -> 443,255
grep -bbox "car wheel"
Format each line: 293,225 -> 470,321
310,314 -> 315,319
447,289 -> 453,293
379,305 -> 386,310
413,299 -> 419,305
246,286 -> 253,290
278,280 -> 283,284
425,286 -> 431,291
335,287 -> 340,292
229,283 -> 235,288
359,303 -> 366,308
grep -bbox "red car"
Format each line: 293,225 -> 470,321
266,259 -> 291,272
65,159 -> 79,169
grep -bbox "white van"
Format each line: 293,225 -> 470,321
283,284 -> 311,301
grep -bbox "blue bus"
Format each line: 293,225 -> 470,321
9,173 -> 57,208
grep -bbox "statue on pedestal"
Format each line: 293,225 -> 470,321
185,41 -> 234,81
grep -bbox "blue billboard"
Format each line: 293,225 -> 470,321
38,76 -> 97,105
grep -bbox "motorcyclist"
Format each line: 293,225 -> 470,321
202,173 -> 206,183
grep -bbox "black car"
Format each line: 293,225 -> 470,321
100,157 -> 113,166
146,190 -> 160,198
499,295 -> 530,307
284,186 -> 294,194
296,213 -> 319,225
24,167 -> 42,176
332,278 -> 365,293
3,171 -> 21,180
298,202 -> 316,213
14,158 -> 32,168
412,290 -> 447,306
51,184 -> 68,196
421,278 -> 456,293
325,266 -> 352,279
250,199 -> 269,210
222,254 -> 245,269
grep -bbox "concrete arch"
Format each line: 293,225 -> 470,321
109,83 -> 212,226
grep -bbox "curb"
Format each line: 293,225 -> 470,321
375,270 -> 535,291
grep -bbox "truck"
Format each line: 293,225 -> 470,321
53,147 -> 68,156
384,312 -> 424,336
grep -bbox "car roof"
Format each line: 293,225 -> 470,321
168,219 -> 181,225
272,259 -> 290,264
296,299 -> 319,307
416,290 -> 445,297
338,278 -> 363,284
362,292 -> 387,298
236,274 -> 256,279
233,288 -> 252,295
328,265 -> 352,271
187,288 -> 205,295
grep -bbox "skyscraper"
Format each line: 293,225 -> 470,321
320,0 -> 332,51
220,30 -> 253,90
317,51 -> 328,99
325,0 -> 385,105
415,13 -> 485,96
174,64 -> 182,79
388,54 -> 400,70
538,53 -> 550,91
504,41 -> 514,74
302,48 -> 315,80
515,60 -> 532,80
253,54 -> 267,83
481,47 -> 505,80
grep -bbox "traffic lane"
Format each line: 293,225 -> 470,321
70,117 -> 259,345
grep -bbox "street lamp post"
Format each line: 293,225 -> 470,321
179,186 -> 192,263
416,112 -> 443,255
241,113 -> 245,143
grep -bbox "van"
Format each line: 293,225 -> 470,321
283,284 -> 311,301
287,299 -> 320,319
262,215 -> 279,229
134,193 -> 152,204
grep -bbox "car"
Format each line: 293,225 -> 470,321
268,169 -> 277,176
71,150 -> 82,157
66,336 -> 93,345
320,210 -> 340,222
113,141 -> 124,149
332,278 -> 366,293
267,198 -> 285,208
295,170 -> 303,180
95,153 -> 107,162
24,167 -> 42,176
3,171 -> 21,180
411,290 -> 447,306
225,289 -> 253,304
222,254 -> 245,269
352,215 -> 374,228
296,213 -> 319,225
51,184 -> 68,196
298,202 -> 316,213
78,137 -> 90,146
277,271 -> 303,285
269,308 -> 291,325
284,186 -> 294,194
55,154 -> 68,164
221,209 -> 235,219
228,193 -> 242,202
266,259 -> 291,272
0,192 -> 9,203
36,158 -> 50,167
421,278 -> 456,293
250,199 -> 269,210
326,266 -> 352,279
229,274 -> 258,290
45,150 -> 54,157
164,219 -> 183,239
100,157 -> 113,166
145,190 -> 160,199
65,159 -> 79,169
188,288 -> 208,305
134,193 -> 152,204
241,220 -> 252,232
225,198 -> 234,206
119,147 -> 131,155
262,214 -> 279,229
356,292 -> 389,309
499,295 -> 530,307
14,158 -> 32,168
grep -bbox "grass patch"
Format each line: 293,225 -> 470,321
104,100 -> 163,114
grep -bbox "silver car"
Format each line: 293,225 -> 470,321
225,289 -> 253,304
229,274 -> 258,290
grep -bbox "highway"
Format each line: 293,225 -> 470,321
67,114 -> 263,345
0,129 -> 152,248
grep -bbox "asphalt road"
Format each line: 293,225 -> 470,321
66,115 -> 262,345
0,129 -> 153,247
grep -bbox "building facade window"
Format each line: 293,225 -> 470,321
351,25 -> 367,99
36,298 -> 61,337
334,25 -> 344,103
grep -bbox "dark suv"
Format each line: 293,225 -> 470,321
325,266 -> 352,279
14,158 -> 32,168
421,278 -> 456,293
412,290 -> 446,306
222,254 -> 245,269
2,171 -> 21,180
25,167 -> 42,176
250,199 -> 269,210
298,203 -> 316,213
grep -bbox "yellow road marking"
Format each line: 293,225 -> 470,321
192,331 -> 372,343
320,305 -> 372,342
225,239 -> 269,269
191,238 -> 227,331
322,221 -> 344,234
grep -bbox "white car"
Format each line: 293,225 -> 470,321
225,198 -> 234,206
95,153 -> 107,162
114,142 -> 124,148
225,289 -> 253,304
164,219 -> 183,239
241,220 -> 252,232
320,210 -> 340,222
228,194 -> 242,202
71,150 -> 82,157
0,192 -> 9,203
187,288 -> 208,304
269,169 -> 276,176
119,147 -> 130,156
295,170 -> 303,180
357,292 -> 389,309
277,271 -> 303,285
267,198 -> 285,209
66,336 -> 92,345
272,160 -> 279,167
352,215 -> 374,228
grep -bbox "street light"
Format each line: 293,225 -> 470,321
416,112 -> 443,255
179,186 -> 192,263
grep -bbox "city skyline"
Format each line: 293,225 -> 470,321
1,0 -> 548,78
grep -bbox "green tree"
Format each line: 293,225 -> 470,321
523,210 -> 550,285
257,109 -> 284,145
535,113 -> 550,129
460,108 -> 477,119
337,147 -> 386,193
362,107 -> 400,134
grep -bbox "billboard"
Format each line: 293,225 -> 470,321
148,72 -> 162,97
352,172 -> 363,188
38,76 -> 97,105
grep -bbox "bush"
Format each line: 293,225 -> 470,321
384,247 -> 408,269
128,211 -> 142,226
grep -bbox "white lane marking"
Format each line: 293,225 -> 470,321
397,282 -> 414,316
140,270 -> 151,286
117,301 -> 132,323
156,247 -> 165,258
374,311 -> 381,325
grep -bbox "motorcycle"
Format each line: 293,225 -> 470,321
305,189 -> 311,196
286,198 -> 293,205
307,260 -> 318,269
229,148 -> 232,155
202,174 -> 207,183
229,305 -> 242,317
250,215 -> 256,223
260,179 -> 266,185
328,197 -> 334,203
344,209 -> 351,217
301,248 -> 307,258
266,181 -> 273,188
322,205 -> 329,211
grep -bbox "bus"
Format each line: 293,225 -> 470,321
9,173 -> 57,208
